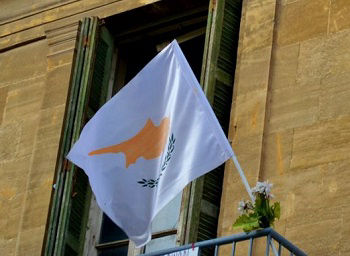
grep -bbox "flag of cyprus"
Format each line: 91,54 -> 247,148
67,40 -> 234,247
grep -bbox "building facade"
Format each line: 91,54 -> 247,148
0,0 -> 350,255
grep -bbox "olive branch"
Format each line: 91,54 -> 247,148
137,134 -> 175,188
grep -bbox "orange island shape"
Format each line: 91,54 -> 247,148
88,117 -> 170,168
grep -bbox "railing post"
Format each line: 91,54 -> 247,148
214,245 -> 219,256
248,238 -> 254,256
270,240 -> 279,256
232,242 -> 236,256
278,243 -> 282,256
266,234 -> 271,256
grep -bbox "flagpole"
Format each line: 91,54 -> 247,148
230,150 -> 255,201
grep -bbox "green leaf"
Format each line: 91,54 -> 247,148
255,195 -> 262,209
233,213 -> 259,232
272,202 -> 281,219
255,195 -> 273,221
170,134 -> 175,143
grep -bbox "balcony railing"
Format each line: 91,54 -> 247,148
141,228 -> 307,256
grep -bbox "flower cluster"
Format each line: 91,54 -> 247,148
251,180 -> 274,199
238,200 -> 254,215
233,180 -> 280,233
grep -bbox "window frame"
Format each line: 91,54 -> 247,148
83,30 -> 208,256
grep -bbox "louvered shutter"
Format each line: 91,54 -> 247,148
186,0 -> 242,252
44,17 -> 114,256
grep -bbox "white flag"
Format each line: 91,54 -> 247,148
67,40 -> 233,247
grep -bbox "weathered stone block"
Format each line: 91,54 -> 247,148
218,244 -> 233,256
266,165 -> 322,212
296,29 -> 350,90
19,107 -> 64,234
42,64 -> 72,109
235,47 -> 271,95
329,0 -> 350,33
285,218 -> 341,255
0,238 -> 16,256
270,43 -> 299,89
36,105 -> 65,149
0,0 -> 63,23
261,129 -> 293,177
0,86 -> 8,125
232,134 -> 262,181
297,36 -> 326,87
0,26 -> 45,52
0,157 -> 32,240
17,114 -> 39,158
291,117 -> 350,169
0,122 -> 21,162
268,166 -> 343,255
241,1 -> 275,53
47,49 -> 74,70
268,84 -> 319,133
3,80 -> 45,122
0,40 -> 47,86
321,29 -> 350,86
28,144 -> 58,191
232,89 -> 268,138
319,160 -> 350,209
0,192 -> 24,240
281,0 -> 299,5
340,205 -> 350,254
17,226 -> 45,256
320,81 -> 350,120
246,0 -> 276,7
22,187 -> 51,230
276,0 -> 329,46
0,157 -> 31,190
284,163 -> 345,221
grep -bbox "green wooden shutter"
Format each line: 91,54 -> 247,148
186,0 -> 242,251
64,169 -> 92,255
87,27 -> 114,116
44,17 -> 114,256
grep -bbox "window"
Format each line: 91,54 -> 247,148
44,0 -> 242,255
85,11 -> 207,254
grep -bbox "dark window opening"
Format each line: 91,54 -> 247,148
95,1 -> 208,255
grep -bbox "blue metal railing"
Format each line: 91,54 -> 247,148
141,228 -> 307,256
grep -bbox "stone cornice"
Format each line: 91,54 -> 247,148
0,0 -> 160,52
45,21 -> 80,56
0,0 -> 160,38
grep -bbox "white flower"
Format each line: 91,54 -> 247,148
238,200 -> 253,215
238,200 -> 246,214
252,180 -> 274,199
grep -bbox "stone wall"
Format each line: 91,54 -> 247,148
0,1 -> 159,255
219,0 -> 350,255
0,39 -> 51,256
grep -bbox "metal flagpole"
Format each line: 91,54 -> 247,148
231,149 -> 255,201
230,150 -> 279,256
